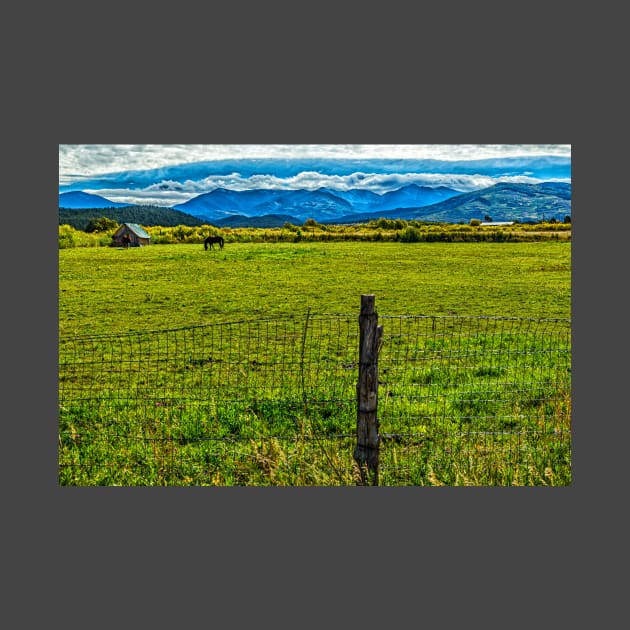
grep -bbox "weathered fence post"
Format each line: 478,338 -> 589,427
354,294 -> 383,486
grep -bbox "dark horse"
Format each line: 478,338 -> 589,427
204,235 -> 224,250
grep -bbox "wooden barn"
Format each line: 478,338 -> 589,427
112,223 -> 151,247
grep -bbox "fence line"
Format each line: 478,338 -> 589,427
59,302 -> 571,486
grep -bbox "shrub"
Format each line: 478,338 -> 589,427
399,226 -> 422,243
58,224 -> 77,249
85,217 -> 119,233
58,225 -> 104,248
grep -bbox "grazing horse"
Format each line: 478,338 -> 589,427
204,235 -> 224,250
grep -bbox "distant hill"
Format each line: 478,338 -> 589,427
173,188 -> 283,219
406,182 -> 571,223
212,214 -> 302,228
58,181 -> 571,229
59,205 -> 205,230
59,191 -> 130,208
173,184 -> 462,223
173,188 -> 353,222
377,185 -> 461,211
326,182 -> 570,225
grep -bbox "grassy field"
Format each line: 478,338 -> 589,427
59,240 -> 571,336
59,240 -> 571,486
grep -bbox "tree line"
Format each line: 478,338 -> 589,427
59,205 -> 204,231
58,217 -> 571,248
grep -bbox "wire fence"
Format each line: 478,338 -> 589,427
59,311 -> 571,486
377,315 -> 571,485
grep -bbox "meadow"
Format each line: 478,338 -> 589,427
59,239 -> 571,486
59,240 -> 570,336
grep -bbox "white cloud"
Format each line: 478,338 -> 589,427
84,187 -> 193,207
87,171 -> 568,206
60,143 -> 571,180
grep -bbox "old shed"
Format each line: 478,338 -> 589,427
112,223 -> 151,247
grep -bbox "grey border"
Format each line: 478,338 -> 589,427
8,2 -> 620,628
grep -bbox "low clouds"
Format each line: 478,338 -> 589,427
155,170 -> 547,194
60,144 -> 571,207
85,172 -> 564,206
84,187 -> 193,208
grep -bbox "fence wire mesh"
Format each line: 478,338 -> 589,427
59,314 -> 571,486
377,316 -> 571,485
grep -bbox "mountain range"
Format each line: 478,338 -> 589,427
59,181 -> 571,227
331,182 -> 572,224
169,184 -> 462,223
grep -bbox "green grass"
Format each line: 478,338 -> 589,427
59,241 -> 570,336
59,241 -> 571,486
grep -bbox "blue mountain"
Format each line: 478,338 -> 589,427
173,188 -> 355,222
58,180 -> 571,227
212,214 -> 302,228
251,189 -> 354,221
173,184 -> 463,223
405,182 -> 572,223
377,185 -> 461,211
318,187 -> 384,211
59,191 -> 130,209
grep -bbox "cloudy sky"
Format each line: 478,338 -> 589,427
59,144 -> 571,207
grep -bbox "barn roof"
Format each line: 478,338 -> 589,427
123,223 -> 151,239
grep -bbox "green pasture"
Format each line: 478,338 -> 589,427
59,240 -> 571,336
59,241 -> 571,486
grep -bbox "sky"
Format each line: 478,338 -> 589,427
58,144 -> 571,208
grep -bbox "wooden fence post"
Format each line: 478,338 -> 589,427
354,294 -> 383,485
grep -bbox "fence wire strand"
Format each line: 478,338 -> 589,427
59,314 -> 571,486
